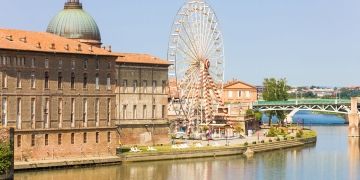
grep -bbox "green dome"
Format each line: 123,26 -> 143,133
46,1 -> 101,46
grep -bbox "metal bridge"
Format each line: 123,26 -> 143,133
253,99 -> 353,115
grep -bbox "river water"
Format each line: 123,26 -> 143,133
15,113 -> 360,180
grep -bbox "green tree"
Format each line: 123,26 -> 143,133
262,78 -> 289,126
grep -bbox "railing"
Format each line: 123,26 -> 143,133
253,99 -> 351,106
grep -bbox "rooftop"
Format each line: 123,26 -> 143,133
115,53 -> 171,66
0,28 -> 112,56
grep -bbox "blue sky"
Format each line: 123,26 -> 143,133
1,0 -> 360,87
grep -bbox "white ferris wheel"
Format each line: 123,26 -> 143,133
168,0 -> 225,127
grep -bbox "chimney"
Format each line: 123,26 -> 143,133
64,44 -> 70,51
108,45 -> 112,52
50,43 -> 56,50
6,35 -> 13,41
36,42 -> 41,49
19,37 -> 27,43
77,44 -> 82,51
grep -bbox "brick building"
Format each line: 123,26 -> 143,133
0,0 -> 170,162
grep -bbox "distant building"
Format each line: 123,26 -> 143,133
222,80 -> 258,108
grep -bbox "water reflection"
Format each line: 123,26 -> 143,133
15,126 -> 360,180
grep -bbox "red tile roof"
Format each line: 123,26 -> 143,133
115,53 -> 171,66
0,28 -> 113,56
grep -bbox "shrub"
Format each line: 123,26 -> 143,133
296,130 -> 304,138
284,137 -> 287,140
252,141 -> 257,145
261,140 -> 265,143
276,137 -> 280,141
269,139 -> 273,143
244,142 -> 248,146
290,137 -> 295,140
267,127 -> 277,137
0,142 -> 12,175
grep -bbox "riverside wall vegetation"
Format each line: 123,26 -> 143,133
0,127 -> 14,179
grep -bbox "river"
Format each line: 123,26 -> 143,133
15,113 -> 360,180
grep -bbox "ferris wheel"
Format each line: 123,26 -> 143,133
168,0 -> 225,127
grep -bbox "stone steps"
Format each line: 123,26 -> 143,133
249,140 -> 304,153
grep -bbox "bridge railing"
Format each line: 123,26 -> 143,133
253,99 -> 351,106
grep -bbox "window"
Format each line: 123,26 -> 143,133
58,134 -> 62,145
44,98 -> 50,128
16,71 -> 21,88
152,105 -> 156,119
123,105 -> 127,119
58,98 -> 63,128
71,72 -> 75,89
96,59 -> 100,70
133,80 -> 137,93
31,134 -> 35,146
143,105 -> 147,119
16,98 -> 21,129
95,98 -> 99,127
152,80 -> 157,93
71,98 -> 75,128
58,72 -> 62,89
17,135 -> 21,147
107,74 -> 111,90
83,73 -> 88,89
83,59 -> 88,69
45,134 -> 49,146
31,58 -> 35,68
162,105 -> 166,119
162,80 -> 167,94
71,60 -> 75,70
2,97 -> 7,127
83,98 -> 88,127
133,105 -> 137,119
123,80 -> 127,93
107,132 -> 111,143
228,91 -> 233,98
142,80 -> 147,93
96,132 -> 99,144
59,60 -> 63,69
31,72 -> 35,89
95,73 -> 99,90
238,91 -> 242,97
107,98 -> 111,125
83,133 -> 87,143
45,58 -> 49,68
44,72 -> 49,89
246,91 -> 250,98
71,133 -> 75,144
107,62 -> 111,69
2,72 -> 7,88
31,98 -> 35,129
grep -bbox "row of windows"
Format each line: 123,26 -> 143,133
122,104 -> 166,119
122,80 -> 167,94
2,71 -> 112,90
1,97 -> 111,129
227,90 -> 252,98
16,132 -> 112,147
0,56 -> 111,70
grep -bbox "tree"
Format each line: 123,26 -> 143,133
262,78 -> 289,126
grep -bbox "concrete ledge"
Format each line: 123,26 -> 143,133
15,156 -> 121,171
14,137 -> 317,170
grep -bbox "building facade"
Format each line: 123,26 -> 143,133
223,80 -> 258,109
0,0 -> 170,162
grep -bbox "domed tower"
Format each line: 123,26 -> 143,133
46,0 -> 102,47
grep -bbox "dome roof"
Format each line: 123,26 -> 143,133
46,1 -> 101,46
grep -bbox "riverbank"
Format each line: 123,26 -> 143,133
15,129 -> 317,171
